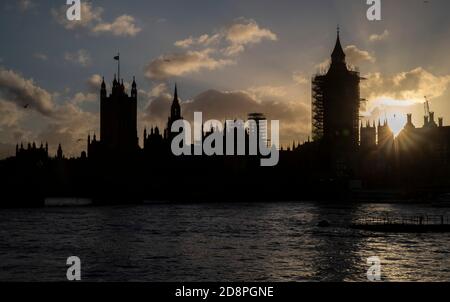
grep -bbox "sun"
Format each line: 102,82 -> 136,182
387,114 -> 407,137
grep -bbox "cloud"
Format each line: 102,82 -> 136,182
174,34 -> 221,49
87,74 -> 103,92
246,86 -> 288,100
149,83 -> 172,99
174,18 -> 277,57
344,45 -> 376,65
18,0 -> 35,12
0,99 -> 29,158
33,101 -> 98,157
362,67 -> 450,112
145,49 -> 234,80
151,18 -> 276,80
369,30 -> 390,42
35,102 -> 98,157
33,53 -> 48,61
70,92 -> 97,105
314,58 -> 331,72
92,15 -> 141,37
0,100 -> 23,128
52,2 -> 141,37
0,66 -> 102,158
292,72 -> 309,85
223,18 -> 277,56
64,49 -> 91,67
0,67 -> 55,116
174,37 -> 195,49
174,34 -> 224,48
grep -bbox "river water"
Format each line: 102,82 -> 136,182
0,202 -> 449,282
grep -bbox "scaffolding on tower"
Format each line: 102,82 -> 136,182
311,75 -> 326,142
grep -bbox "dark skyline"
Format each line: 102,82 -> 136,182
3,2 -> 450,286
1,0 -> 450,159
4,29 -> 450,208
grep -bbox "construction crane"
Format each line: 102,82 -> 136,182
423,95 -> 439,127
424,96 -> 431,118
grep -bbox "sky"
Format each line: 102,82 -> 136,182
1,0 -> 450,158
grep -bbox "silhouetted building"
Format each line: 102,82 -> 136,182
312,29 -> 363,175
360,121 -> 376,150
143,125 -> 166,158
165,84 -> 183,140
88,75 -> 138,158
377,119 -> 394,154
16,142 -> 48,162
396,111 -> 450,168
56,144 -> 64,159
312,30 -> 362,148
10,37 -> 450,206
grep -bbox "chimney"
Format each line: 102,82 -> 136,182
430,112 -> 435,123
424,116 -> 429,126
407,114 -> 412,124
439,118 -> 444,127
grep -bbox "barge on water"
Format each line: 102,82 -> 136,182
351,215 -> 450,233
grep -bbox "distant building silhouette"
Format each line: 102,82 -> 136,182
396,110 -> 450,167
15,142 -> 48,162
360,121 -> 376,150
143,125 -> 165,154
56,144 -> 64,160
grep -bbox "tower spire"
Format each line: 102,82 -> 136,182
169,83 -> 181,123
174,83 -> 178,102
131,76 -> 137,98
101,76 -> 106,97
331,26 -> 346,64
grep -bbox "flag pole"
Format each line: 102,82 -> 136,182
118,52 -> 120,81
